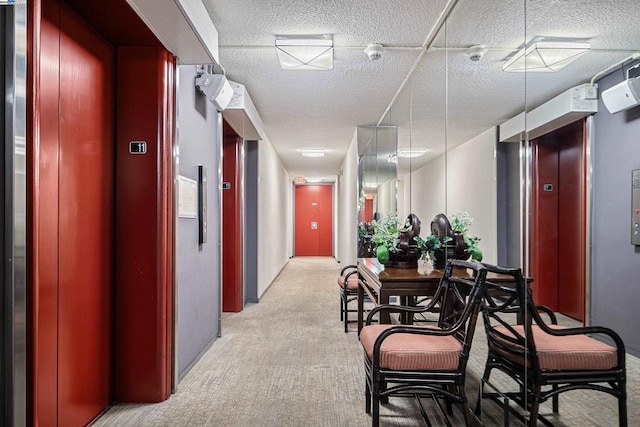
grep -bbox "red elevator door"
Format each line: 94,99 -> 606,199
531,120 -> 585,322
50,3 -> 115,424
295,185 -> 333,256
222,122 -> 243,312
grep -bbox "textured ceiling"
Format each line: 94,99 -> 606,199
203,0 -> 640,178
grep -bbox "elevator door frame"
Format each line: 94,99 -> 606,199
2,3 -> 27,426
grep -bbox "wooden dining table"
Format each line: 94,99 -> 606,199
356,257 -> 530,333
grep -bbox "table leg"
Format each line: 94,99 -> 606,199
406,296 -> 416,325
379,291 -> 390,324
357,278 -> 364,335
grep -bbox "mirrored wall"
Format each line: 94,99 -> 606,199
356,0 -> 639,267
354,0 -> 640,420
357,0 -> 526,267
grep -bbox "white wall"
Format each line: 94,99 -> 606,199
337,130 -> 358,266
446,127 -> 498,263
406,156 -> 446,228
257,136 -> 291,297
402,127 -> 498,263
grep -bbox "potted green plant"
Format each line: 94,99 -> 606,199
371,213 -> 422,267
413,232 -> 452,268
450,212 -> 483,262
414,212 -> 482,268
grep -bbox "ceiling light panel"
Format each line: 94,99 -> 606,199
275,35 -> 333,70
503,39 -> 590,73
397,148 -> 428,158
300,148 -> 326,157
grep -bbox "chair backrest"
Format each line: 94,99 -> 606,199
435,259 -> 489,367
479,263 -> 544,370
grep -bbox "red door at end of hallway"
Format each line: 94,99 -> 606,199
295,185 -> 333,256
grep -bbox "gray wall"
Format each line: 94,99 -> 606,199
176,65 -> 221,379
592,64 -> 640,355
496,141 -> 523,268
244,140 -> 259,304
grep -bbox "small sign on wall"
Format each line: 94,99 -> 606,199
178,175 -> 198,218
129,141 -> 147,154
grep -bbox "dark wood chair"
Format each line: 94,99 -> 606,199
359,259 -> 488,427
476,263 -> 627,426
337,264 -> 359,333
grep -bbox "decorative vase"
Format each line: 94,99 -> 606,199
386,214 -> 422,268
386,245 -> 422,268
431,236 -> 470,269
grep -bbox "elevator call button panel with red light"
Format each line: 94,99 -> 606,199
632,169 -> 640,245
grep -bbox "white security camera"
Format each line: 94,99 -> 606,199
465,45 -> 487,62
364,44 -> 385,60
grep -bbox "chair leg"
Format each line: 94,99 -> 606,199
365,378 -> 372,414
474,380 -> 484,420
619,382 -> 628,427
379,381 -> 388,404
528,387 -> 541,427
552,384 -> 558,413
446,400 -> 454,416
372,382 -> 381,427
460,402 -> 473,427
340,295 -> 344,321
344,296 -> 349,333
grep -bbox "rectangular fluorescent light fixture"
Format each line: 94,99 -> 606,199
305,177 -> 326,183
300,148 -> 325,157
397,148 -> 428,158
503,38 -> 590,72
275,35 -> 333,70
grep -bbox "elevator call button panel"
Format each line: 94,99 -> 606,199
633,169 -> 640,245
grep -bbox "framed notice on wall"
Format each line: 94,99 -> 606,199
178,175 -> 198,218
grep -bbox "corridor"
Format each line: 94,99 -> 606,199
95,258 -> 640,426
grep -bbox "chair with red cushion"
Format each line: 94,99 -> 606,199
359,259 -> 488,426
476,263 -> 627,426
337,264 -> 360,333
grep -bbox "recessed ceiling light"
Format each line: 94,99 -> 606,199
300,148 -> 326,157
305,177 -> 326,183
503,37 -> 590,72
275,35 -> 333,70
397,148 -> 428,158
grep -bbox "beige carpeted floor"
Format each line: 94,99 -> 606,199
94,257 -> 639,426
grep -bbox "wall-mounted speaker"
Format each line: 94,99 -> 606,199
195,73 -> 233,111
601,77 -> 640,114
